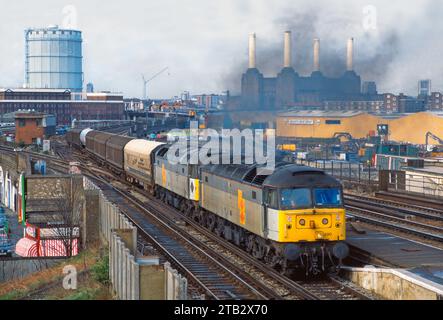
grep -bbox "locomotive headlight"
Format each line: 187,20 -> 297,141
322,218 -> 329,225
299,219 -> 306,226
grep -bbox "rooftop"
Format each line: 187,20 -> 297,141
25,25 -> 81,33
278,110 -> 443,120
278,110 -> 364,118
0,88 -> 71,93
14,110 -> 55,119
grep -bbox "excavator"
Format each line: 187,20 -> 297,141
425,132 -> 443,157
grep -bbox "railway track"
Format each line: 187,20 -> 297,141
75,160 -> 373,300
344,192 -> 443,244
0,143 -> 375,300
139,185 -> 373,300
88,169 -> 373,300
345,194 -> 443,222
346,205 -> 443,243
57,165 -> 273,300
50,149 -> 373,300
376,191 -> 443,211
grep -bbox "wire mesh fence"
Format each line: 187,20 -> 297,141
293,158 -> 379,185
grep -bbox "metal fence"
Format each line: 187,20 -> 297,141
293,159 -> 379,185
384,170 -> 443,199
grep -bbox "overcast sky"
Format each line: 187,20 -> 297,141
0,0 -> 442,98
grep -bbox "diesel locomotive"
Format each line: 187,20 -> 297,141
67,129 -> 349,275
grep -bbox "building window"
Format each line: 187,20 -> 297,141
205,176 -> 208,183
325,120 -> 341,125
36,119 -> 42,127
252,191 -> 257,200
18,119 -> 26,127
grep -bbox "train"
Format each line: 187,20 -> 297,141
66,128 -> 349,275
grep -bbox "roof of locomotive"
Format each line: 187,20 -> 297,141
201,162 -> 342,188
262,164 -> 342,189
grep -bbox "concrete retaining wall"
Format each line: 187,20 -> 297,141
165,262 -> 188,300
109,231 -> 140,300
342,266 -> 443,300
109,229 -> 188,300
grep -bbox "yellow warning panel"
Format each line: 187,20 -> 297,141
189,179 -> 200,201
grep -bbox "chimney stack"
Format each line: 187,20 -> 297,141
249,33 -> 256,69
284,31 -> 292,68
347,38 -> 354,71
313,38 -> 320,72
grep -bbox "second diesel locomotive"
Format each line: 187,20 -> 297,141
67,129 -> 349,275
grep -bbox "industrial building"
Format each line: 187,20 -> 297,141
277,110 -> 443,145
238,32 -> 362,111
14,111 -> 56,145
232,32 -> 440,116
0,88 -> 124,126
24,25 -> 83,92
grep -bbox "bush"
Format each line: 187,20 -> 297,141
65,288 -> 98,300
91,253 -> 109,285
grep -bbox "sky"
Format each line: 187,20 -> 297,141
0,0 -> 442,98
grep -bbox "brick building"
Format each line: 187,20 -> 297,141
14,111 -> 56,145
0,88 -> 124,126
383,93 -> 399,113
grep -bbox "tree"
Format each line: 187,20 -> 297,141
46,176 -> 84,258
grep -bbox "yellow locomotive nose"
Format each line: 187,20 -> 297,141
278,209 -> 345,242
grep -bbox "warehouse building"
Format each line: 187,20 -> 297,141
277,111 -> 443,145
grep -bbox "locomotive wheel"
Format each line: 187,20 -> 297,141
185,203 -> 193,217
214,218 -> 224,237
252,237 -> 267,260
264,248 -> 279,268
206,213 -> 216,231
159,190 -> 166,202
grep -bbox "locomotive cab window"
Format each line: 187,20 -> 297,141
314,188 -> 343,207
280,188 -> 312,210
265,189 -> 279,209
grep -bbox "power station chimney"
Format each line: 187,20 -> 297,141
347,38 -> 354,71
313,38 -> 320,72
249,33 -> 256,69
284,31 -> 292,68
